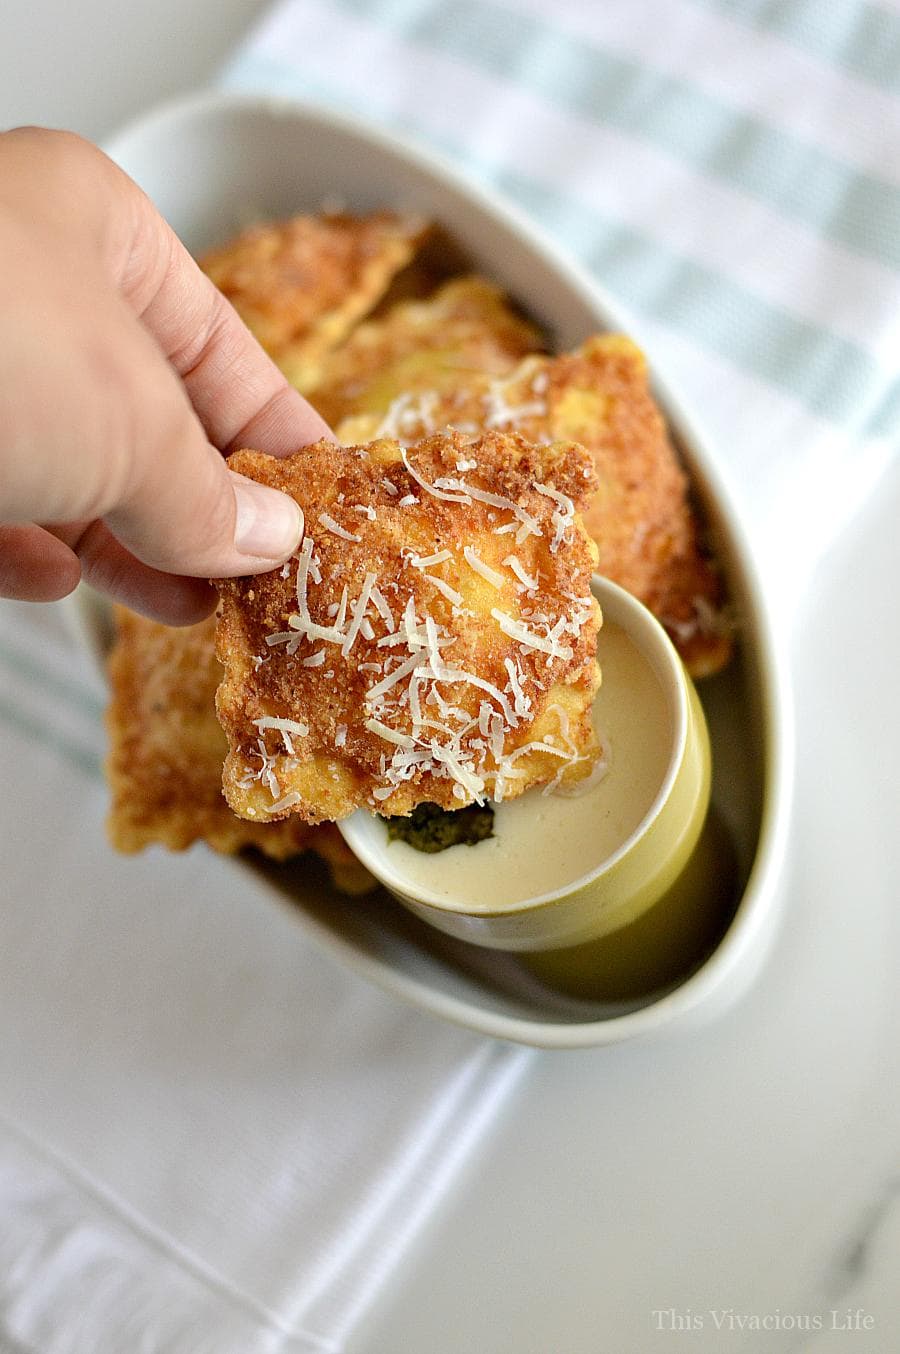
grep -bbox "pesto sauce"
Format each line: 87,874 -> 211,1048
382,802 -> 495,854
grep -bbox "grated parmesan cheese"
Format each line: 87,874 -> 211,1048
491,608 -> 574,659
375,390 -> 440,443
503,555 -> 539,591
369,584 -> 395,631
253,715 -> 310,737
433,475 -> 542,540
365,651 -> 427,701
401,448 -> 470,503
340,572 -> 377,657
287,539 -> 346,646
252,715 -> 310,757
429,664 -> 518,726
463,546 -> 504,589
534,482 -> 575,553
318,512 -> 361,542
422,574 -> 464,608
335,584 -> 349,633
408,548 -> 453,568
365,718 -> 416,749
504,657 -> 532,719
264,629 -> 302,654
481,374 -> 546,429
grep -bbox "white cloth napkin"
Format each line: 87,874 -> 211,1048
0,601 -> 529,1353
5,1 -> 900,1350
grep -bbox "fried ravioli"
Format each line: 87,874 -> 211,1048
337,335 -> 730,676
200,211 -> 428,391
308,276 -> 545,428
214,432 -> 602,825
104,608 -> 375,894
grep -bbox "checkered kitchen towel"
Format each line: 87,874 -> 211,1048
3,2 -> 900,1351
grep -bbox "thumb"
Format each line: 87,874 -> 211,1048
95,295 -> 306,578
225,469 -> 306,571
104,428 -> 306,579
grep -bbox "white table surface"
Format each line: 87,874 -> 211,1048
3,5 -> 899,1351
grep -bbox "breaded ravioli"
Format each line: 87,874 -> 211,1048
105,608 -> 374,895
214,432 -> 602,825
308,276 -> 545,428
338,335 -> 730,677
200,211 -> 427,391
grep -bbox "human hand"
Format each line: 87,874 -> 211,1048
0,127 -> 330,624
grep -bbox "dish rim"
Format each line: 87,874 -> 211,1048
95,88 -> 794,1048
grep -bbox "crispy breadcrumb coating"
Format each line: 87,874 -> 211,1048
337,335 -> 731,676
104,608 -> 374,894
214,432 -> 602,824
200,211 -> 428,391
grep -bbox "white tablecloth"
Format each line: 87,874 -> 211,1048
0,600 -> 529,1353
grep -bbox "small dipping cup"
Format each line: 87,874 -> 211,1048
340,576 -> 729,999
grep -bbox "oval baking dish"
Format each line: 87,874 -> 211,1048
72,91 -> 792,1048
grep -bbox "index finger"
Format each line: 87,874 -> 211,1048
137,240 -> 334,455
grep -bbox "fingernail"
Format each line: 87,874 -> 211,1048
231,473 -> 304,561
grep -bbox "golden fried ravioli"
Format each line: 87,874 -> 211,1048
309,276 -> 545,428
338,335 -> 730,676
105,608 -> 374,894
214,432 -> 602,824
200,211 -> 427,391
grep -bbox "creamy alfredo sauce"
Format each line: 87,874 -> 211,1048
385,617 -> 672,908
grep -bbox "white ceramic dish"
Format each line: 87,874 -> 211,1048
79,91 -> 792,1048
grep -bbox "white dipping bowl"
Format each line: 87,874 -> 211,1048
86,91 -> 792,1048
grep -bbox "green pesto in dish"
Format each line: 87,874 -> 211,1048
383,802 -> 495,854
